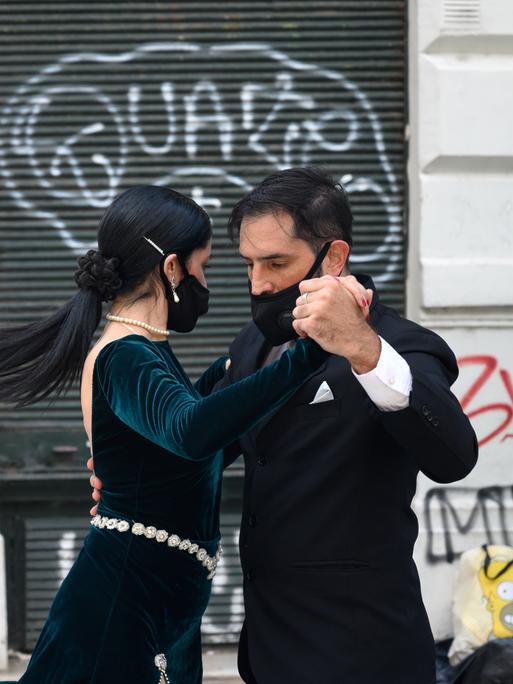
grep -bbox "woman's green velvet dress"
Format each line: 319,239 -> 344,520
11,334 -> 327,684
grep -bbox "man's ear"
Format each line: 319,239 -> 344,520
323,240 -> 350,276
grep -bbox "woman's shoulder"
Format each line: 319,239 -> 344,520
94,334 -> 170,373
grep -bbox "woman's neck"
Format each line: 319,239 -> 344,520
107,297 -> 169,341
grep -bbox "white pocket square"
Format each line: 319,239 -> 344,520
309,380 -> 334,404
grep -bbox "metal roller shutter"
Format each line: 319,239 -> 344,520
0,1 -> 406,649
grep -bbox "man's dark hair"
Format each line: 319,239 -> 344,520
228,167 -> 353,250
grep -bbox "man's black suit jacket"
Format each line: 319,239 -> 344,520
217,276 -> 478,684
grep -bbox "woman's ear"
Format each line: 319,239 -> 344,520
323,240 -> 350,276
162,254 -> 183,285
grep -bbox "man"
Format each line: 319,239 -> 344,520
89,167 -> 478,683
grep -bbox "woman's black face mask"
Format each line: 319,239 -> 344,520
159,257 -> 209,333
250,242 -> 332,346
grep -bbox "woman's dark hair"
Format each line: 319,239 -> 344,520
228,166 -> 353,250
0,185 -> 211,407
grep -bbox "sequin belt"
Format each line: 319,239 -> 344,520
90,514 -> 222,580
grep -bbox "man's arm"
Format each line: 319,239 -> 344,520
292,277 -> 478,483
351,336 -> 412,411
374,328 -> 478,483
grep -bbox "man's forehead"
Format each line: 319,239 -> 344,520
239,211 -> 301,257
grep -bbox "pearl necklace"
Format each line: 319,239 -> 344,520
106,313 -> 170,337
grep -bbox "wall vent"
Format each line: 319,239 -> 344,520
442,0 -> 481,32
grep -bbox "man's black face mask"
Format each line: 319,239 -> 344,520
250,242 -> 332,346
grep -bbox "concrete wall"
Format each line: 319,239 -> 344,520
408,0 -> 513,639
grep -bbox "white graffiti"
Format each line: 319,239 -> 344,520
0,42 -> 402,281
128,82 -> 176,156
185,80 -> 233,161
57,531 -> 77,586
156,167 -> 252,211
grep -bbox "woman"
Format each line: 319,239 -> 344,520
0,186 -> 366,683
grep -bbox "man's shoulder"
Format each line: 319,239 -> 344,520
358,274 -> 451,354
373,301 -> 432,339
374,301 -> 440,341
373,301 -> 458,377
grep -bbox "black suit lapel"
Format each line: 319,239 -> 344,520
249,354 -> 331,445
238,333 -> 273,449
244,345 -> 330,445
236,328 -> 271,378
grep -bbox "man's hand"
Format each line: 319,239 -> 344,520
86,456 -> 103,516
292,275 -> 381,374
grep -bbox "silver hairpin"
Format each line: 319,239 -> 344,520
143,236 -> 165,256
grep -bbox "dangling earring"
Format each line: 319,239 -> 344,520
170,272 -> 180,303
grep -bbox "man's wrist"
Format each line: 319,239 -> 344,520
345,329 -> 381,375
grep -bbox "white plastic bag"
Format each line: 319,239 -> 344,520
448,544 -> 513,666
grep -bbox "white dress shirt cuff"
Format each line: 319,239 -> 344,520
351,336 -> 412,412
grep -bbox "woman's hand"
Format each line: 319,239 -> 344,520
292,275 -> 380,373
293,274 -> 373,338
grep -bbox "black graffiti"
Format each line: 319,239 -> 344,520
425,486 -> 513,564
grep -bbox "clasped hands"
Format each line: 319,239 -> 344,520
292,274 -> 381,375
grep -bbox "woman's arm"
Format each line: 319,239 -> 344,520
97,337 -> 327,461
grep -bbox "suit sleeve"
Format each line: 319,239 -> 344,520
194,356 -> 229,397
375,328 -> 478,483
96,337 -> 328,462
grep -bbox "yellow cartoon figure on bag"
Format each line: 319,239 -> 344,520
478,548 -> 513,638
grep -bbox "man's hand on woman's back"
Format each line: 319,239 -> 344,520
87,456 -> 102,516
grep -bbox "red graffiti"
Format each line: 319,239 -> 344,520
458,355 -> 513,447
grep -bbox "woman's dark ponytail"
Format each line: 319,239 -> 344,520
0,249 -> 122,407
0,185 -> 211,408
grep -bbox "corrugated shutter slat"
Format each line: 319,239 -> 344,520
0,0 -> 405,647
